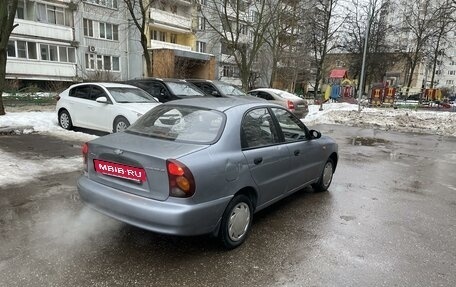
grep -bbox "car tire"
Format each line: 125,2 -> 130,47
219,194 -> 253,250
58,109 -> 73,130
312,158 -> 334,192
113,117 -> 130,133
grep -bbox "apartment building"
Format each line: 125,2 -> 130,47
147,0 -> 215,79
382,0 -> 456,94
79,0 -> 140,81
196,0 -> 255,86
7,0 -> 78,86
6,0 -> 142,88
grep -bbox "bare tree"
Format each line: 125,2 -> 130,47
0,0 -> 19,116
261,0 -> 310,91
202,0 -> 281,90
303,0 -> 345,99
339,0 -> 395,91
397,0 -> 441,96
427,0 -> 456,88
122,0 -> 154,77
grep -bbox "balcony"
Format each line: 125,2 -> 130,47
6,59 -> 76,81
150,8 -> 192,32
150,40 -> 191,51
13,19 -> 73,42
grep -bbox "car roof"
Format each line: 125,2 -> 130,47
71,82 -> 139,89
128,78 -> 187,83
163,97 -> 277,112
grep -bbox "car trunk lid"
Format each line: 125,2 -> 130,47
86,132 -> 207,201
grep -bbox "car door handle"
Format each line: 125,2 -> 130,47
253,157 -> 263,165
294,150 -> 300,156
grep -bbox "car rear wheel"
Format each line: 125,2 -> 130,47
219,194 -> 253,249
312,159 -> 334,192
58,109 -> 73,130
113,117 -> 130,133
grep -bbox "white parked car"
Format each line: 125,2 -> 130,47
56,83 -> 161,133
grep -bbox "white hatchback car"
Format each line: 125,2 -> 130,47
56,83 -> 161,133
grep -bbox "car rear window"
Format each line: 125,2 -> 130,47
275,90 -> 300,100
127,105 -> 225,144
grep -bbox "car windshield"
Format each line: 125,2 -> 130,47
127,105 -> 225,144
107,87 -> 158,103
214,82 -> 247,96
165,82 -> 205,97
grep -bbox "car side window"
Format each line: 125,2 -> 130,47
202,84 -> 217,96
241,108 -> 279,149
271,108 -> 309,142
90,86 -> 109,101
258,92 -> 274,101
69,85 -> 91,100
148,83 -> 168,97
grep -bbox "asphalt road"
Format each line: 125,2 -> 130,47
0,125 -> 455,287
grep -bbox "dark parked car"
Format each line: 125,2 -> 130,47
77,97 -> 338,249
185,79 -> 250,98
126,78 -> 207,102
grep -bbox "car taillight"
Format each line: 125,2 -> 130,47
287,100 -> 295,110
82,143 -> 88,172
167,159 -> 195,198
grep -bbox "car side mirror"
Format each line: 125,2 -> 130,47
153,97 -> 160,102
96,96 -> 109,104
211,90 -> 220,97
309,129 -> 321,139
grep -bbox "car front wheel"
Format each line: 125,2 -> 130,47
113,117 -> 130,133
219,194 -> 253,249
58,109 -> 73,130
312,159 -> 334,192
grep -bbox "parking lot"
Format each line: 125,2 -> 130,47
0,124 -> 455,286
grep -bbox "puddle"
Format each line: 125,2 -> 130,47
348,136 -> 391,146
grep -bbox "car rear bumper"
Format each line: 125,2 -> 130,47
77,176 -> 231,236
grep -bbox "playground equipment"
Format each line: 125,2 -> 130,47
324,69 -> 356,103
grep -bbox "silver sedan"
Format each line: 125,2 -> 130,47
77,97 -> 338,249
247,88 -> 309,119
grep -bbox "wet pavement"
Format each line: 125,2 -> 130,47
0,125 -> 455,287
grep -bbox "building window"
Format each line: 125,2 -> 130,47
446,80 -> 454,85
84,19 -> 94,37
197,41 -> 206,53
8,41 -> 75,62
28,42 -> 37,59
36,3 -> 73,27
7,41 -> 16,57
170,34 -> 177,44
40,44 -> 49,61
85,0 -> 118,9
17,41 -> 27,58
152,30 -> 167,42
16,0 -> 25,19
85,53 -> 120,71
223,65 -> 239,77
160,31 -> 166,42
448,71 -> 455,75
197,16 -> 206,30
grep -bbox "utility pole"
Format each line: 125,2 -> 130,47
357,0 -> 373,112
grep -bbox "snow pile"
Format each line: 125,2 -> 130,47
303,103 -> 456,137
0,150 -> 82,187
0,111 -> 97,141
